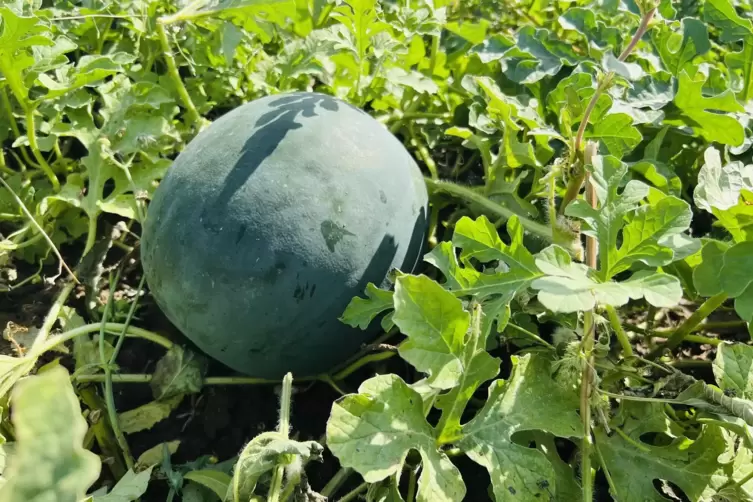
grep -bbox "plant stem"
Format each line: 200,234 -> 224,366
24,107 -> 59,190
506,323 -> 556,350
646,333 -> 721,346
410,127 -> 439,179
84,215 -> 98,256
331,350 -> 396,380
33,322 -> 174,357
617,7 -> 656,61
580,144 -> 598,502
32,281 -> 76,352
100,270 -> 135,470
320,467 -> 352,498
156,19 -> 203,130
625,320 -> 744,335
268,373 -> 294,502
337,482 -> 367,502
605,305 -> 633,357
428,34 -> 440,75
558,8 -> 656,215
424,177 -> 554,242
580,314 -> 595,501
647,292 -> 728,358
593,439 -> 619,500
407,466 -> 418,502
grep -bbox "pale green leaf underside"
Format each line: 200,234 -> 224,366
0,366 -> 101,502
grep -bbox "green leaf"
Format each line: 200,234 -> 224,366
0,7 -> 54,99
609,195 -> 692,276
339,282 -> 394,330
92,466 -> 155,502
458,353 -> 582,502
149,345 -> 208,401
703,0 -> 753,43
531,246 -> 682,312
694,240 -> 753,325
713,343 -> 753,399
596,421 -> 726,502
183,470 -> 232,501
392,275 -> 469,389
546,71 -> 611,136
326,374 -> 466,502
558,8 -> 621,52
117,395 -> 184,435
453,215 -> 538,277
565,155 -> 650,279
672,69 -> 745,146
652,18 -> 710,76
36,53 -> 133,101
501,26 -> 581,84
585,113 -> 642,158
692,240 -> 729,296
0,365 -> 101,502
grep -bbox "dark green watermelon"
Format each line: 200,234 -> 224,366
140,92 -> 428,378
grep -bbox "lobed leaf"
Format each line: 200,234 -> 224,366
326,374 -> 466,502
458,353 -> 582,502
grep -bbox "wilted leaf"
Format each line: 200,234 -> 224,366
118,395 -> 184,435
135,441 -> 180,471
232,432 -> 323,501
150,345 -> 208,401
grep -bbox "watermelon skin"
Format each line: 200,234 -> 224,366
140,92 -> 428,378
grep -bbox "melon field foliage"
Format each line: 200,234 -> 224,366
3,0 -> 753,501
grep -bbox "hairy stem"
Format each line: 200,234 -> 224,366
580,143 -> 598,502
268,373 -> 294,502
580,311 -> 595,501
647,292 -> 728,358
424,178 -> 554,242
558,8 -> 656,215
156,19 -> 203,130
